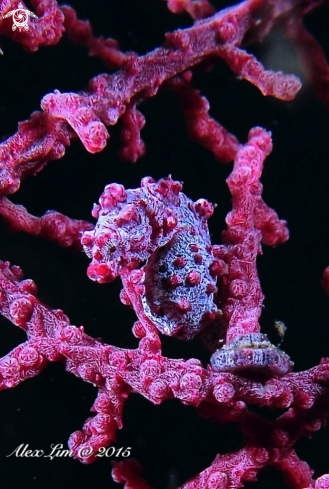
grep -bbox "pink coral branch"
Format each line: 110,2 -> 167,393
0,112 -> 72,195
1,0 -> 329,486
169,74 -> 241,162
286,16 -> 329,108
0,0 -> 64,52
322,267 -> 329,295
0,0 -> 305,196
163,0 -> 215,20
0,197 -> 93,249
61,5 -> 130,70
219,44 -> 301,100
118,104 -> 146,162
112,459 -> 153,489
1,254 -> 329,480
274,449 -> 315,488
208,128 -> 291,375
2,256 -> 329,410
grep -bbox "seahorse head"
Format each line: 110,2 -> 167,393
81,181 -> 154,283
82,176 -> 216,290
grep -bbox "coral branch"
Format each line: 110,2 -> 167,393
0,0 -> 306,195
0,112 -> 72,195
0,0 -> 65,52
208,128 -> 291,375
286,16 -> 329,108
118,104 -> 146,162
1,0 -> 329,486
163,0 -> 215,20
170,74 -> 241,162
61,5 -> 129,69
2,257 -> 329,407
0,197 -> 93,249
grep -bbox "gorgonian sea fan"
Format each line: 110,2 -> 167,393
1,0 -> 329,488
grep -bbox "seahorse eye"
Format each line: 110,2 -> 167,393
104,241 -> 117,255
158,264 -> 168,273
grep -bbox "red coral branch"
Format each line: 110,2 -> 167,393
0,0 -> 305,196
0,0 -> 65,52
169,74 -> 241,162
61,5 -> 129,70
1,0 -> 329,487
286,16 -> 329,108
162,0 -> 215,20
0,197 -> 92,249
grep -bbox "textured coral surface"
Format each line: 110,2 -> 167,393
1,1 -> 329,489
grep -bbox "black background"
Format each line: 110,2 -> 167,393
0,0 -> 329,487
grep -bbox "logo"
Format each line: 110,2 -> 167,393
2,2 -> 38,32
